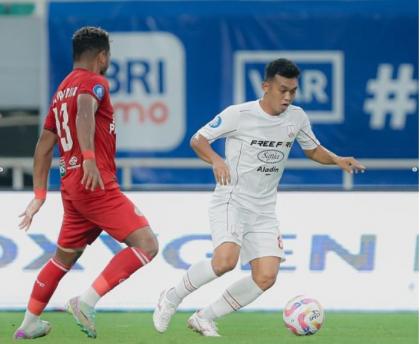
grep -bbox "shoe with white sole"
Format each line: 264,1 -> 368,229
187,311 -> 220,337
13,320 -> 52,340
153,289 -> 178,333
66,296 -> 97,338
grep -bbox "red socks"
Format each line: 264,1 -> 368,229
92,247 -> 151,296
27,247 -> 151,315
27,258 -> 70,315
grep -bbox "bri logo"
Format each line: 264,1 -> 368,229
108,32 -> 186,151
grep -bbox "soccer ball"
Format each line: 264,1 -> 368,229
283,295 -> 324,336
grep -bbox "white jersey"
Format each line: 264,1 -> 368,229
197,100 -> 320,211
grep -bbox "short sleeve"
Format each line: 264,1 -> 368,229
43,106 -> 57,133
195,106 -> 240,143
296,113 -> 320,150
78,75 -> 108,103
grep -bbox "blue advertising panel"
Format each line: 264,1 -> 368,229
48,0 -> 418,188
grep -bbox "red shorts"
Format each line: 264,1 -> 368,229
58,189 -> 149,249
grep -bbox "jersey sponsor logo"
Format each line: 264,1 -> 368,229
250,140 -> 292,148
208,115 -> 222,128
69,156 -> 78,166
93,84 -> 105,100
59,158 -> 66,177
257,150 -> 285,164
109,113 -> 116,134
257,166 -> 280,173
68,156 -> 81,170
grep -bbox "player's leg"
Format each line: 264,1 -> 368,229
189,224 -> 285,336
68,190 -> 156,337
202,256 -> 280,319
154,242 -> 240,333
170,242 -> 240,304
79,226 -> 158,309
188,256 -> 280,337
15,196 -> 96,340
14,247 -> 84,340
154,202 -> 243,333
69,227 -> 156,338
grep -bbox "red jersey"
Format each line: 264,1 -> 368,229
44,68 -> 118,200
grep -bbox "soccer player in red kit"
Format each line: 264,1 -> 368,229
14,27 -> 158,340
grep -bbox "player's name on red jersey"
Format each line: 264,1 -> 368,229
52,87 -> 79,105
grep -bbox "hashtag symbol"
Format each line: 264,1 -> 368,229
364,64 -> 418,130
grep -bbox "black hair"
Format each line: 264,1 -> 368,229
264,58 -> 300,80
72,26 -> 110,61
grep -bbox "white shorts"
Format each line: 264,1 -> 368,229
208,201 -> 286,264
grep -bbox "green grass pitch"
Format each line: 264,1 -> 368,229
0,312 -> 418,343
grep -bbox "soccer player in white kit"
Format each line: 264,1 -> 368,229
153,58 -> 365,336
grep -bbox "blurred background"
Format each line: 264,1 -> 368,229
0,0 -> 418,317
0,0 -> 418,191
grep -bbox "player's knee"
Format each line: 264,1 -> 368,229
135,241 -> 158,260
137,235 -> 159,259
126,227 -> 159,259
252,272 -> 277,291
212,257 -> 238,276
145,239 -> 159,259
54,247 -> 83,268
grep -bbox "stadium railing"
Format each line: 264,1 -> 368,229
0,157 -> 417,191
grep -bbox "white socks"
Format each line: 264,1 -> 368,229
80,286 -> 101,308
20,310 -> 39,330
165,260 -> 264,321
166,260 -> 218,305
200,275 -> 263,320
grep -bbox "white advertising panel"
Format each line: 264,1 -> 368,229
108,32 -> 186,151
0,192 -> 417,311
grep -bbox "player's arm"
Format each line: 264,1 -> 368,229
19,129 -> 57,231
76,93 -> 104,191
304,145 -> 366,174
190,108 -> 239,186
190,134 -> 231,185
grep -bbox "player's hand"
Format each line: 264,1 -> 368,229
81,159 -> 105,191
212,157 -> 231,185
18,198 -> 45,231
335,156 -> 366,174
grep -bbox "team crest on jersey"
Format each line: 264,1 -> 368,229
93,84 -> 105,100
208,116 -> 222,128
